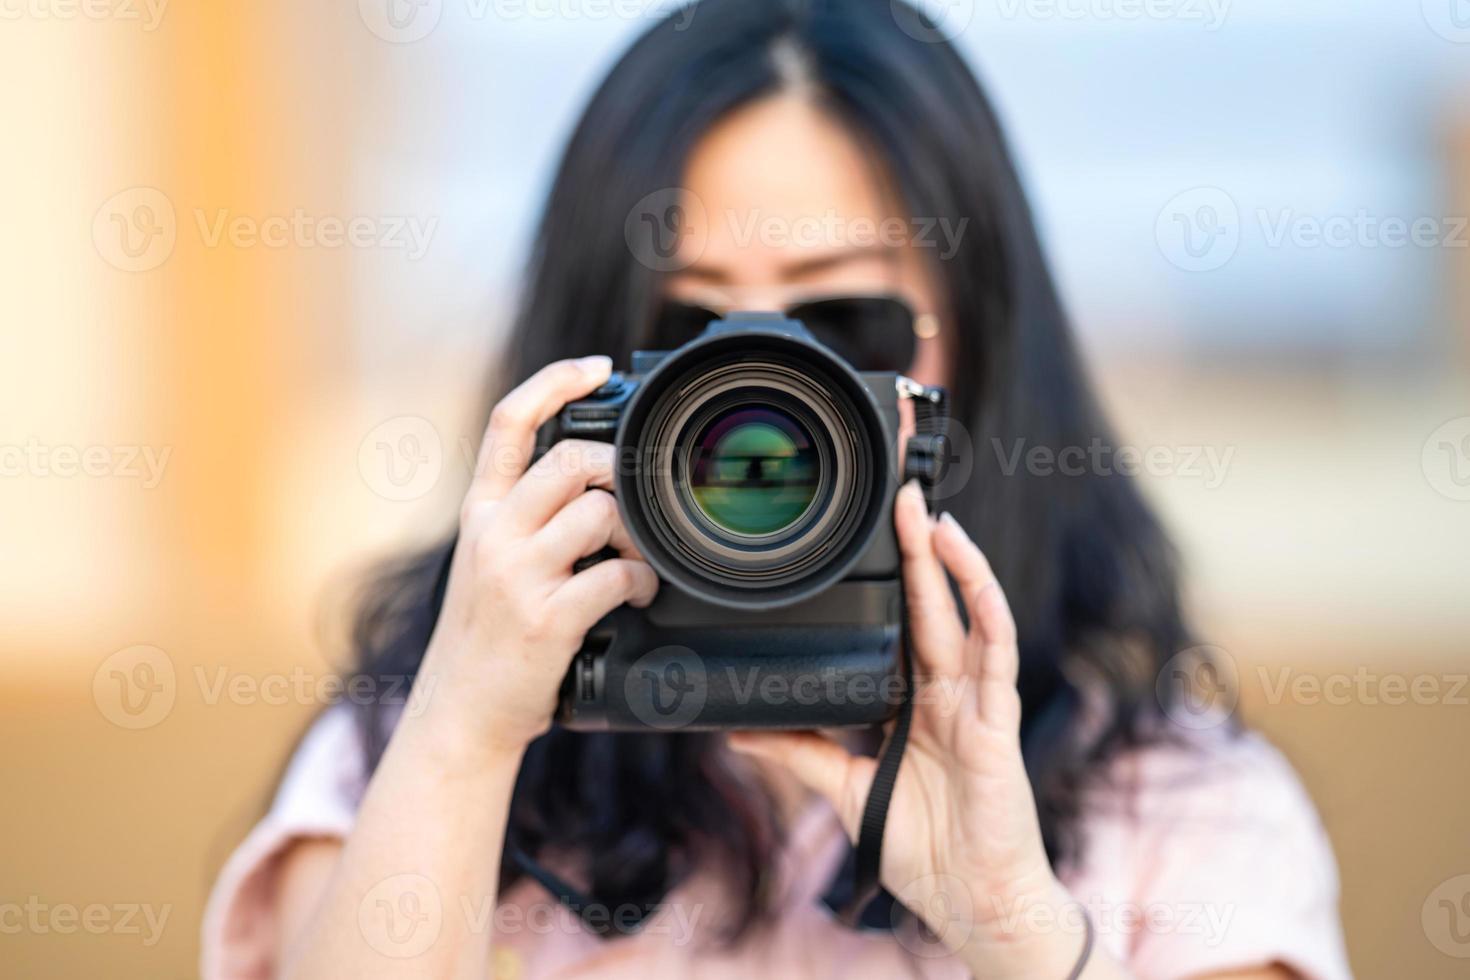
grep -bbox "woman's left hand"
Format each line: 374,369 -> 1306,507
728,481 -> 1102,978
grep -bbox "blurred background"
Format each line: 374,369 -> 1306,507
2,0 -> 1468,976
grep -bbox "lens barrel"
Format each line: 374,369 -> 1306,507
615,322 -> 891,609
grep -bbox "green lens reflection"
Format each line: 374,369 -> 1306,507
688,407 -> 819,536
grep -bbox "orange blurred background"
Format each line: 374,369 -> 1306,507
2,3 -> 1468,977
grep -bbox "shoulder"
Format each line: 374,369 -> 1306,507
200,708 -> 367,979
1067,726 -> 1352,980
270,705 -> 369,823
1098,725 -> 1323,832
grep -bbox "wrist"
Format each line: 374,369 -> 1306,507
958,873 -> 1093,980
413,636 -> 545,761
394,669 -> 533,776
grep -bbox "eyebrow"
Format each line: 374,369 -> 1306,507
678,243 -> 897,284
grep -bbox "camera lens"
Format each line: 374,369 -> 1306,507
688,406 -> 819,536
616,325 -> 892,609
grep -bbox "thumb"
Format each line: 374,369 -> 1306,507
727,731 -> 876,837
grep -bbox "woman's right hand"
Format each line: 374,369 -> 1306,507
415,355 -> 659,756
274,359 -> 644,976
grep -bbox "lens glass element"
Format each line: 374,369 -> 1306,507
688,406 -> 819,536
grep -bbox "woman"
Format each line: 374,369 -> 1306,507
204,1 -> 1349,977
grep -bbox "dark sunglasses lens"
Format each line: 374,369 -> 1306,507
785,296 -> 918,373
651,301 -> 721,348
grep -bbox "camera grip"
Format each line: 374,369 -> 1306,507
556,581 -> 905,731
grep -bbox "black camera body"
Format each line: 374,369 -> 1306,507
546,312 -> 939,731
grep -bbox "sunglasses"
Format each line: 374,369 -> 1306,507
650,294 -> 929,373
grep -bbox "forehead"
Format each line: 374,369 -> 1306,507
677,96 -> 900,280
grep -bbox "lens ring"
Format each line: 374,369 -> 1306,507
680,399 -> 828,541
650,377 -> 852,571
637,357 -> 870,591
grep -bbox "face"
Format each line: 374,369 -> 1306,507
665,95 -> 949,390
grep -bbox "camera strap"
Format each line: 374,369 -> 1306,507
834,614 -> 916,927
835,381 -> 949,927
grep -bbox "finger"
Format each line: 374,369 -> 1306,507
501,439 -> 616,533
530,488 -> 641,569
466,356 -> 613,507
933,512 -> 1020,718
894,481 -> 966,675
550,558 -> 659,634
726,731 -> 875,838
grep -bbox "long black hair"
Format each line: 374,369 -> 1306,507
349,0 -> 1192,938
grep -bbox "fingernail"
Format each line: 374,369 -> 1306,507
939,511 -> 963,534
726,734 -> 760,755
576,355 -> 612,376
900,479 -> 922,501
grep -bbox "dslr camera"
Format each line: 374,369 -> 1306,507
546,312 -> 947,731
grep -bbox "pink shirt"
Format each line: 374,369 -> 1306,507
202,709 -> 1351,979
